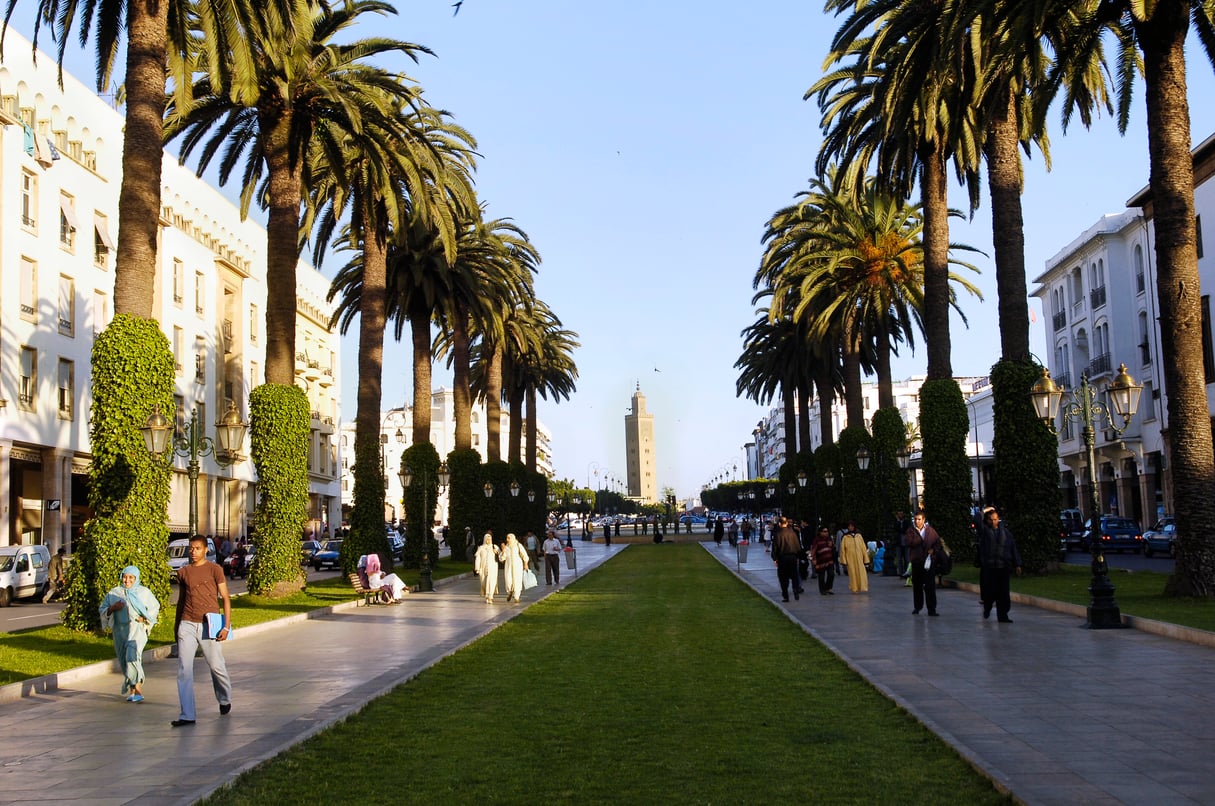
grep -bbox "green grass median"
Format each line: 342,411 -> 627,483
205,544 -> 1009,805
0,563 -> 469,686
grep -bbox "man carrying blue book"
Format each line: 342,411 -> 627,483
172,534 -> 233,727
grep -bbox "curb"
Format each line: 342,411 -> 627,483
0,571 -> 476,706
950,580 -> 1215,648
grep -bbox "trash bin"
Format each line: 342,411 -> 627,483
737,541 -> 749,563
564,548 -> 577,569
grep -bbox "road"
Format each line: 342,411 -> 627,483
0,567 -> 342,633
1061,547 -> 1173,575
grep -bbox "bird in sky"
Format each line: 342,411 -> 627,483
654,367 -> 661,373
452,1 -> 462,16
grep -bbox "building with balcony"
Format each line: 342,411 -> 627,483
1031,131 -> 1215,524
0,31 -> 342,550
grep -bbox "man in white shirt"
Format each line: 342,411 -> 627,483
542,530 -> 564,585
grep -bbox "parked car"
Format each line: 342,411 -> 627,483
312,540 -> 343,571
1082,516 -> 1144,553
1142,517 -> 1177,558
0,544 -> 51,606
388,534 -> 404,562
1059,509 -> 1085,552
301,540 -> 322,564
167,537 -> 216,582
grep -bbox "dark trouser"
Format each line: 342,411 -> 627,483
979,567 -> 1011,617
816,566 -> 834,593
604,532 -> 612,546
544,554 -> 560,585
897,545 -> 909,575
776,554 -> 800,597
911,561 -> 937,613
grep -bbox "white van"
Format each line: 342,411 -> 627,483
0,545 -> 51,606
167,537 -> 217,581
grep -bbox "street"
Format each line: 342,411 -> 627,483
0,567 -> 342,633
1062,547 -> 1173,574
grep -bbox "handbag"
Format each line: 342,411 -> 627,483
522,568 -> 538,590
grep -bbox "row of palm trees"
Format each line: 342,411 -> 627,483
738,0 -> 1214,595
8,0 -> 578,596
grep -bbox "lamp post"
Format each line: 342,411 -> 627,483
400,462 -> 449,588
143,401 -> 247,540
1031,364 -> 1142,629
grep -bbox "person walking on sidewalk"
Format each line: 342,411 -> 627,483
500,533 -> 531,603
474,534 -> 500,603
838,521 -> 870,593
43,546 -> 67,603
173,535 -> 232,727
809,525 -> 836,595
542,530 -> 563,585
771,516 -> 803,602
977,507 -> 1022,622
906,511 -> 940,616
99,565 -> 160,703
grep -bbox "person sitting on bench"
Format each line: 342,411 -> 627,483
365,552 -> 408,602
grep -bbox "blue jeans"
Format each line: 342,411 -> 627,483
176,620 -> 232,720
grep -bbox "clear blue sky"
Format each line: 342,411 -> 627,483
11,1 -> 1215,501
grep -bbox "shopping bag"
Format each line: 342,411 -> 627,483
522,569 -> 538,590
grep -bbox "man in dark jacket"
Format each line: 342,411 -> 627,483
906,511 -> 941,616
977,507 -> 1022,622
771,516 -> 804,602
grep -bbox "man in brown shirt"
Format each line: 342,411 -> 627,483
172,535 -> 232,727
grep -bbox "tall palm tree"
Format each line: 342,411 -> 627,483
166,0 -> 445,386
525,321 -> 579,471
4,0 -> 272,317
735,313 -> 810,451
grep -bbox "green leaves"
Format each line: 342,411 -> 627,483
248,384 -> 309,595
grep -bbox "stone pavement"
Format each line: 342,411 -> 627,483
0,542 -> 617,805
704,540 -> 1215,806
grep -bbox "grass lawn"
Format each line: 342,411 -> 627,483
0,562 -> 471,686
948,563 -> 1215,632
205,545 -> 1010,805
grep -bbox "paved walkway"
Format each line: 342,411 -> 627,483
0,542 -> 617,805
703,540 -> 1215,806
4,538 -> 1214,805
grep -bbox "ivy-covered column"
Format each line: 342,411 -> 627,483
247,384 -> 309,596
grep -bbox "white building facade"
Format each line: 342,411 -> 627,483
0,32 -> 342,549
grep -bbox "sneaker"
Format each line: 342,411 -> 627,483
171,719 -> 195,728
220,703 -> 232,716
129,694 -> 144,704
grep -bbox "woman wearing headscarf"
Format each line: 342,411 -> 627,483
474,534 -> 500,604
364,552 -> 409,602
99,565 -> 161,703
500,533 -> 531,603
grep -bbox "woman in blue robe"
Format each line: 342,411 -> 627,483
99,565 -> 160,703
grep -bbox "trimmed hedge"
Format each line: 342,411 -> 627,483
62,315 -> 174,632
991,359 -> 1062,572
919,379 -> 974,563
247,384 -> 308,595
401,443 -> 443,567
340,418 -> 394,574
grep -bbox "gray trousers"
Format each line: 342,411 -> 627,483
176,620 -> 232,721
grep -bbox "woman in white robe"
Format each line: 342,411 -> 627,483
473,534 -> 500,604
500,533 -> 531,603
365,552 -> 409,602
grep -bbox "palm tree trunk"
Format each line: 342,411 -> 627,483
1138,7 -> 1215,596
815,362 -> 834,447
782,383 -> 797,456
875,319 -> 894,409
525,386 -> 538,471
452,308 -> 472,452
411,315 -> 433,446
843,315 -> 864,429
485,345 -> 503,462
985,87 -> 1031,362
921,145 -> 953,380
262,114 -> 303,386
112,0 -> 170,317
507,386 -> 524,464
797,381 -> 812,455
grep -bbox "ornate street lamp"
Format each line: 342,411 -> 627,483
856,446 -> 871,471
400,461 -> 448,590
1031,365 -> 1141,628
143,401 -> 247,539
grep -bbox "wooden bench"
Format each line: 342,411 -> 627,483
349,573 -> 390,606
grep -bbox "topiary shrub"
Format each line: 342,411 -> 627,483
247,384 -> 308,596
445,448 -> 484,562
813,442 -> 842,529
919,379 -> 974,564
871,407 -> 910,545
62,315 -> 174,632
991,359 -> 1063,572
342,420 -> 393,574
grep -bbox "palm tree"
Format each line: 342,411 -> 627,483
166,0 -> 445,386
525,321 -> 579,471
4,0 -> 273,317
735,313 -> 810,450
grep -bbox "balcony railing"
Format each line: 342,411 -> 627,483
1052,311 -> 1067,331
1053,372 -> 1071,391
1089,285 -> 1107,309
1087,352 -> 1112,378
195,354 -> 206,383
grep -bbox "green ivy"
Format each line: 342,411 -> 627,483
342,421 -> 393,574
399,443 -> 442,568
837,426 -> 873,537
247,384 -> 308,595
62,315 -> 173,632
919,379 -> 974,563
445,448 -> 484,562
813,442 -> 842,528
991,360 -> 1062,572
871,407 -> 910,545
